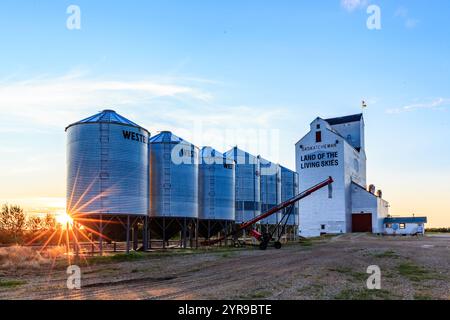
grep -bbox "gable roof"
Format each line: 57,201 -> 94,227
325,113 -> 363,126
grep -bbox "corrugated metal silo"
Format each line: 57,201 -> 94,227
149,131 -> 199,241
66,110 -> 149,217
259,156 -> 281,225
280,166 -> 299,225
198,147 -> 235,238
224,147 -> 261,224
293,171 -> 299,226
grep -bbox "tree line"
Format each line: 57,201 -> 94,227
0,204 -> 58,245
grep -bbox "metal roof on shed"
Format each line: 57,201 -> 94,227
384,217 -> 427,224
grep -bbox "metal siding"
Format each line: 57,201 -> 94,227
280,167 -> 298,225
149,137 -> 199,218
225,148 -> 261,224
259,158 -> 281,225
198,147 -> 235,221
66,123 -> 149,216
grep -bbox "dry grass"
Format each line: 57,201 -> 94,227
43,246 -> 67,260
0,246 -> 51,270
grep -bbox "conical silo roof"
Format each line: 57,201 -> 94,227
65,109 -> 148,132
149,131 -> 195,145
200,146 -> 223,158
201,146 -> 234,164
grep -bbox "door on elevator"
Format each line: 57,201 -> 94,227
352,213 -> 372,232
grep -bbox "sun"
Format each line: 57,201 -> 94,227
56,212 -> 74,229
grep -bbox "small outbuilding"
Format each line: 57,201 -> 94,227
383,217 -> 427,236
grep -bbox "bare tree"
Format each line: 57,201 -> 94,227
27,216 -> 43,234
0,204 -> 27,243
42,213 -> 57,231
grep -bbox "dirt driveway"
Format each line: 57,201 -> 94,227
1,234 -> 449,300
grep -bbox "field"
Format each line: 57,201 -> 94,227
0,234 -> 449,300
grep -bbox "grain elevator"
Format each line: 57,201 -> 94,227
295,114 -> 389,237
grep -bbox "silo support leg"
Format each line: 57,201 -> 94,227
133,221 -> 138,251
126,215 -> 130,254
189,222 -> 193,248
74,223 -> 79,260
99,216 -> 103,256
162,218 -> 166,249
149,221 -> 152,250
195,219 -> 199,249
183,218 -> 187,249
143,217 -> 148,251
225,221 -> 228,246
208,220 -> 211,241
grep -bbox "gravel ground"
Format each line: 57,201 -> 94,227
0,233 -> 449,300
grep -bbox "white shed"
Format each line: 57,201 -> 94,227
383,217 -> 427,235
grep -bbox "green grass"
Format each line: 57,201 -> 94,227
220,252 -> 236,258
414,293 -> 434,300
88,251 -> 147,264
0,279 -> 27,288
397,262 -> 433,282
298,239 -> 313,246
240,290 -> 272,299
82,246 -> 245,266
335,288 -> 395,300
328,267 -> 367,282
297,283 -> 325,298
297,234 -> 337,247
371,250 -> 399,259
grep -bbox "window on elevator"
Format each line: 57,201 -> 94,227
316,131 -> 322,143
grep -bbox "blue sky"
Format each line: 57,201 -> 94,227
0,0 -> 449,226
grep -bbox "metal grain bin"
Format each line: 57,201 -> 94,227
259,156 -> 281,225
66,110 -> 149,217
199,147 -> 235,221
225,147 -> 261,224
149,131 -> 199,219
198,147 -> 235,238
280,166 -> 299,225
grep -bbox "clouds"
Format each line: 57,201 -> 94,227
341,2 -> 420,29
340,0 -> 368,12
387,98 -> 450,114
0,68 -> 292,201
0,69 -> 214,128
0,69 -> 290,157
395,6 -> 419,29
404,18 -> 419,29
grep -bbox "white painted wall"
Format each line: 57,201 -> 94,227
351,183 -> 389,233
384,223 -> 425,235
343,143 -> 366,231
296,116 -> 368,238
329,120 -> 364,151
